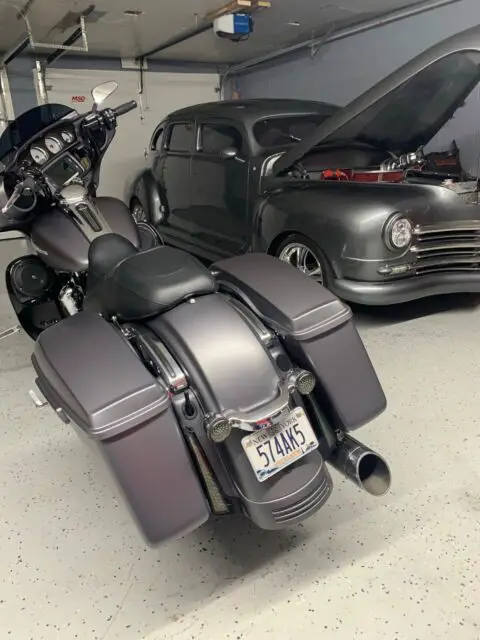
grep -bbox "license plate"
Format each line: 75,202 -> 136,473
241,407 -> 319,483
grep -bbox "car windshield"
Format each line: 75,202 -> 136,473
253,113 -> 336,148
0,104 -> 77,166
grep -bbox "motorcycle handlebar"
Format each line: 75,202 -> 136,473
113,100 -> 137,117
82,100 -> 138,130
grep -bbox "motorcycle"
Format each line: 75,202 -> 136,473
0,81 -> 160,340
0,83 -> 392,546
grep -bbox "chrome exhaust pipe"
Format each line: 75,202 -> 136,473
327,434 -> 391,497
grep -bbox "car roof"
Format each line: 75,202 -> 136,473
167,99 -> 339,125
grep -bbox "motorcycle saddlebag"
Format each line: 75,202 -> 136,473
213,253 -> 386,431
31,311 -> 210,545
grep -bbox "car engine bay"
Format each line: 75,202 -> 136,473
285,141 -> 479,204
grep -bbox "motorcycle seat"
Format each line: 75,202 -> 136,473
85,233 -> 216,321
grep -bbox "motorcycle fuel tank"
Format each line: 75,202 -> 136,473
29,196 -> 140,272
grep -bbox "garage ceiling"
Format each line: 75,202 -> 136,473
0,0 -> 451,65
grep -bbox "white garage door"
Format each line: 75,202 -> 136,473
41,68 -> 219,202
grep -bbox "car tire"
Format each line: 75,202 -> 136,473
274,234 -> 331,288
130,197 -> 148,224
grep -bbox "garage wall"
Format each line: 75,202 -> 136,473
6,55 -> 220,121
233,0 -> 480,174
41,67 -> 219,202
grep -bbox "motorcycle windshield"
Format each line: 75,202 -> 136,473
0,104 -> 77,167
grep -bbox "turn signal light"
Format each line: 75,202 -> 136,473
205,415 -> 232,443
289,368 -> 316,395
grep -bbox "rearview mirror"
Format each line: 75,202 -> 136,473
220,147 -> 246,164
91,81 -> 118,110
221,147 -> 239,160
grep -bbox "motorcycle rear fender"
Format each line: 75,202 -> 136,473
213,253 -> 387,431
31,311 -> 210,546
148,293 -> 333,529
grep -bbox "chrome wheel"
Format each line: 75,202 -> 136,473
278,242 -> 324,284
131,200 -> 147,223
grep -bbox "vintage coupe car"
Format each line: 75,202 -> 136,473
128,25 -> 480,306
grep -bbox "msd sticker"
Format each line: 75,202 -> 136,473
71,95 -> 86,103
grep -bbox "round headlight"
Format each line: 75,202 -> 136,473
385,216 -> 412,250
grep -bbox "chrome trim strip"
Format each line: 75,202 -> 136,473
144,334 -> 188,393
121,324 -> 188,394
223,295 -> 275,346
225,380 -> 292,431
415,256 -> 480,266
413,221 -> 480,235
411,242 -> 480,253
261,151 -> 286,178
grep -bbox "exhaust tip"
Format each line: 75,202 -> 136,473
356,452 -> 391,497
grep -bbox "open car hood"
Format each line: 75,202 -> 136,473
273,25 -> 480,177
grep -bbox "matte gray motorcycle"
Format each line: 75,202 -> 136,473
0,84 -> 391,545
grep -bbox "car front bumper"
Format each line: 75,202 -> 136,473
332,273 -> 480,306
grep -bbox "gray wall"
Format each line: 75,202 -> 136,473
233,0 -> 480,174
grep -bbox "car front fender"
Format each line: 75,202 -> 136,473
255,181 -> 454,277
128,169 -> 165,226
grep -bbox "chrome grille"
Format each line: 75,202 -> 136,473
271,472 -> 332,524
411,222 -> 480,275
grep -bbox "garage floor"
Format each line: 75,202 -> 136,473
0,238 -> 479,640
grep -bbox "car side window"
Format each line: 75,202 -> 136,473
167,122 -> 194,152
200,123 -> 243,155
150,125 -> 164,151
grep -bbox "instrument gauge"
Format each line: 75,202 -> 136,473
45,136 -> 63,154
30,146 -> 49,165
60,130 -> 75,144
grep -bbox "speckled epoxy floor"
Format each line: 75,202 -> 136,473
0,239 -> 479,640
